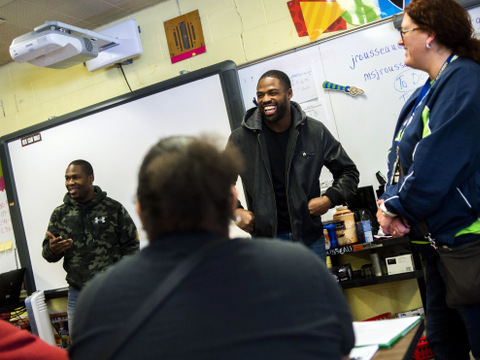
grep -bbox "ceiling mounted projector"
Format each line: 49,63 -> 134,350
9,19 -> 142,71
10,30 -> 99,69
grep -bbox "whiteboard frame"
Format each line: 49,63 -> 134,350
0,60 -> 245,293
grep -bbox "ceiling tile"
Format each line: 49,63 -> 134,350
0,0 -> 15,6
105,0 -> 168,12
51,0 -> 116,22
0,0 -> 170,67
24,0 -> 62,10
1,1 -> 55,28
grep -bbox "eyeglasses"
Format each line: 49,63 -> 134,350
399,27 -> 422,41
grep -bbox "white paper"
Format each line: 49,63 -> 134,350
349,345 -> 379,360
353,316 -> 422,347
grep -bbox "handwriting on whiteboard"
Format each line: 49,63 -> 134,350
471,16 -> 480,37
349,43 -> 404,70
345,41 -> 428,101
0,199 -> 13,236
394,68 -> 428,101
290,68 -> 318,103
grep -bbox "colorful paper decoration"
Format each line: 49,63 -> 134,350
288,0 -> 402,39
326,14 -> 347,33
287,0 -> 309,37
340,0 -> 380,26
300,1 -> 345,41
377,0 -> 411,18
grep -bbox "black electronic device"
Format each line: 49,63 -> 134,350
346,185 -> 380,235
0,268 -> 26,312
375,171 -> 387,198
330,264 -> 353,282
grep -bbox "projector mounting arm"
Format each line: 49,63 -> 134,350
34,21 -> 120,50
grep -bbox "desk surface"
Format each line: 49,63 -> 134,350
372,320 -> 424,360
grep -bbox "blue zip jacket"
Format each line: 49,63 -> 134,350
381,56 -> 480,244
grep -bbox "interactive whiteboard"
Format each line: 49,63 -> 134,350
0,61 -> 245,292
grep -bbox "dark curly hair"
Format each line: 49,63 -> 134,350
137,136 -> 243,240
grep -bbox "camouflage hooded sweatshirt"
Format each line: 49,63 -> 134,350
42,185 -> 139,290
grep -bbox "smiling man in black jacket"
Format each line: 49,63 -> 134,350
228,70 -> 359,261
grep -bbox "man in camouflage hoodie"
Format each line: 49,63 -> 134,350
42,159 -> 139,335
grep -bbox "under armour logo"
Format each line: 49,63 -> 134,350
95,216 -> 106,223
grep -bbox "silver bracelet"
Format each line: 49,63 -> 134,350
380,202 -> 397,217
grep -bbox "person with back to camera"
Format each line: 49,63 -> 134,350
228,70 -> 359,262
376,0 -> 480,358
68,136 -> 355,360
42,159 -> 139,337
0,319 -> 68,360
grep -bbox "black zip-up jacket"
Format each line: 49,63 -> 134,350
228,102 -> 359,245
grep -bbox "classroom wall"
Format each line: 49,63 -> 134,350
0,0 -> 318,137
0,0 -> 423,319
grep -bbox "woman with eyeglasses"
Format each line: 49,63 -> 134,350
376,0 -> 480,358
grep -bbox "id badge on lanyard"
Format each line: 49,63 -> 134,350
391,111 -> 415,185
389,54 -> 454,186
391,146 -> 405,185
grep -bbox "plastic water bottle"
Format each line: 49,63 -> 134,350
324,222 -> 338,248
360,209 -> 374,243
